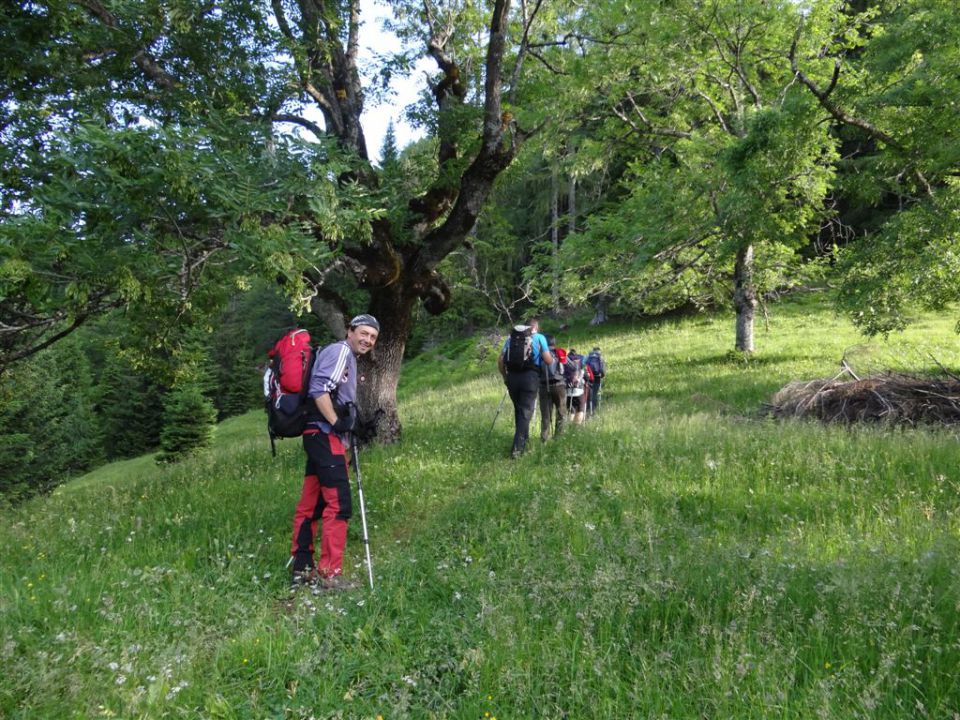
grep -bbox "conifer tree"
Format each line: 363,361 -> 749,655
96,357 -> 164,460
156,382 -> 217,464
156,331 -> 217,464
380,120 -> 400,175
0,337 -> 102,496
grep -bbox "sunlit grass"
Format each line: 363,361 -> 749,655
2,296 -> 960,718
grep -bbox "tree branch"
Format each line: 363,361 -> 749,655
507,0 -> 546,103
789,29 -> 900,150
74,0 -> 178,90
271,113 -> 325,140
271,0 -> 296,41
789,26 -> 933,196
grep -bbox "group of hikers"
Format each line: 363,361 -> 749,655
267,313 -> 606,594
497,317 -> 606,459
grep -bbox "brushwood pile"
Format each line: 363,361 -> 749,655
769,372 -> 960,426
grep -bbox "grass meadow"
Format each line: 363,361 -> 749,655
3,296 -> 960,719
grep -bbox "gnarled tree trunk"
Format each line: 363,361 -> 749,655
299,0 -> 532,443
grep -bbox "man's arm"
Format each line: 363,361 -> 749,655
313,393 -> 339,425
537,335 -> 553,366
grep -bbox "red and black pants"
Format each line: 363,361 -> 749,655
290,430 -> 352,577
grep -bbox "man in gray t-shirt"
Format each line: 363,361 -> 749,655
290,314 -> 379,591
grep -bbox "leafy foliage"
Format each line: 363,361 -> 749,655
0,117 -> 356,367
792,0 -> 960,332
836,182 -> 960,335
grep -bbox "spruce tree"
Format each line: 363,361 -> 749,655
156,329 -> 218,464
156,382 -> 217,464
0,336 -> 103,497
380,120 -> 400,174
96,353 -> 164,460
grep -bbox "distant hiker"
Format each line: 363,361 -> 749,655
585,346 -> 606,415
539,335 -> 567,442
290,314 -> 379,591
565,348 -> 589,424
497,317 -> 553,458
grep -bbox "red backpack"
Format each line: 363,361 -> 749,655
269,329 -> 312,393
265,329 -> 315,453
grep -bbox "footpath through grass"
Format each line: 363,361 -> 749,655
3,296 -> 960,719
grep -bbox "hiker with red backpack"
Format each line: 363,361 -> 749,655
538,335 -> 567,442
497,317 -> 553,458
289,314 -> 380,591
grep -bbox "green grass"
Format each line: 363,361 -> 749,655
3,296 -> 960,719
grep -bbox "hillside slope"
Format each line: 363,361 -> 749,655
3,297 -> 960,719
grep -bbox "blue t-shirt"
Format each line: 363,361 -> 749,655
502,331 -> 550,368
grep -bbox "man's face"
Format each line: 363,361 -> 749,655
347,324 -> 379,355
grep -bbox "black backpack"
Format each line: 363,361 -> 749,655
564,354 -> 584,389
504,326 -> 536,372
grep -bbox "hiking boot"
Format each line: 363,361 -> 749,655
290,568 -> 320,590
318,575 -> 359,592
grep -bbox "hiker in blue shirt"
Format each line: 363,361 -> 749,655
497,317 -> 553,458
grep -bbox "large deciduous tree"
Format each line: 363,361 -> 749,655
0,0 -> 554,441
553,0 -> 836,352
790,0 -> 960,335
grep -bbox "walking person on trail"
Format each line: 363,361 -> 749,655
565,348 -> 589,424
539,335 -> 567,443
585,346 -> 606,416
290,314 -> 379,591
497,317 -> 553,458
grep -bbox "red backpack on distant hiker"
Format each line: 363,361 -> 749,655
265,329 -> 315,454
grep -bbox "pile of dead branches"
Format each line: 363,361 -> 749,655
768,371 -> 960,426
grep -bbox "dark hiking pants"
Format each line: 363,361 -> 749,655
539,381 -> 567,442
506,368 -> 539,455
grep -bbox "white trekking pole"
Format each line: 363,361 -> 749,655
490,389 -> 508,433
350,435 -> 375,590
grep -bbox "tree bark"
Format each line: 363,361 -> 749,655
355,283 -> 417,444
733,243 -> 756,353
551,166 -> 560,314
590,294 -> 608,326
